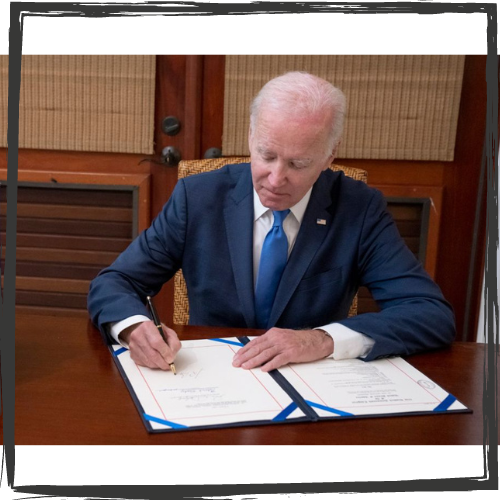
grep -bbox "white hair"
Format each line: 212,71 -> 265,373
249,71 -> 347,154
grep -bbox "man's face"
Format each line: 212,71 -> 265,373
249,108 -> 335,211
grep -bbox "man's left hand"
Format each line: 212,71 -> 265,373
232,328 -> 334,372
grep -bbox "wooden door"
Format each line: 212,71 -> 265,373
152,55 -> 225,322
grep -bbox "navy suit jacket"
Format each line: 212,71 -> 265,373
88,163 -> 455,361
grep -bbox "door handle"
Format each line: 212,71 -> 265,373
161,146 -> 182,167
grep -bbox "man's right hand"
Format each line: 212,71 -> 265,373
119,321 -> 181,370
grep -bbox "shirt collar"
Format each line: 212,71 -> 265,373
253,188 -> 313,225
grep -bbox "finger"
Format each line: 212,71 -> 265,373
162,325 -> 182,356
130,341 -> 164,369
233,343 -> 263,367
133,337 -> 171,370
131,326 -> 172,370
233,337 -> 270,366
147,326 -> 179,365
240,345 -> 279,370
143,330 -> 176,369
260,352 -> 290,372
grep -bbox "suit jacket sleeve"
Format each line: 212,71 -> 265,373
336,188 -> 456,361
87,179 -> 188,334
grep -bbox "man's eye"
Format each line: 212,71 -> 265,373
263,156 -> 275,162
290,162 -> 306,170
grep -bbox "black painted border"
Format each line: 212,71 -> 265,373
2,1 -> 498,497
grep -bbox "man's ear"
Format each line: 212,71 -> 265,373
327,141 -> 341,169
323,147 -> 338,171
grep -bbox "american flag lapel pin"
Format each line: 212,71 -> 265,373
316,218 -> 327,225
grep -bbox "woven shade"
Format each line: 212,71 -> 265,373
0,55 -> 155,154
223,55 -> 465,161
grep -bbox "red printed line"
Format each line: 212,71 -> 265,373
135,363 -> 168,421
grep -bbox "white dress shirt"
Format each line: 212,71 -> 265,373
111,188 -> 375,359
253,189 -> 374,360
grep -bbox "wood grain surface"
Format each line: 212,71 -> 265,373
6,313 -> 496,445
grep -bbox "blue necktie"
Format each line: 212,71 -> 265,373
255,209 -> 290,329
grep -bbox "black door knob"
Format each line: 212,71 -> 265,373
204,147 -> 222,159
162,116 -> 181,136
161,146 -> 182,167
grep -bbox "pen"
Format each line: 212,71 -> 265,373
146,296 -> 176,375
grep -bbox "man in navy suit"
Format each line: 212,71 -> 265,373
88,72 -> 455,371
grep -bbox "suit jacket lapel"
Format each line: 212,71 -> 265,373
268,172 -> 335,328
223,165 -> 257,328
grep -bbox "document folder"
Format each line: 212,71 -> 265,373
110,336 -> 470,433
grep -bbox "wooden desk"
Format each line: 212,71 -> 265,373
7,313 -> 496,445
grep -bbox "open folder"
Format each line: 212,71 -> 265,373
111,336 -> 470,433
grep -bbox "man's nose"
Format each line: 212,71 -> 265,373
268,162 -> 287,187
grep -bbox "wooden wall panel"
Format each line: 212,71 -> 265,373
0,183 -> 134,313
0,170 -> 150,315
13,261 -> 103,280
2,233 -> 130,252
1,203 -> 132,222
3,217 -> 133,238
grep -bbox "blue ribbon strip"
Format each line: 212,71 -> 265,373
272,402 -> 298,421
113,347 -> 128,357
144,413 -> 188,429
209,338 -> 244,347
306,400 -> 354,417
433,393 -> 457,412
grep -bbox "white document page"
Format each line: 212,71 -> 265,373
113,338 -> 305,431
277,356 -> 467,418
